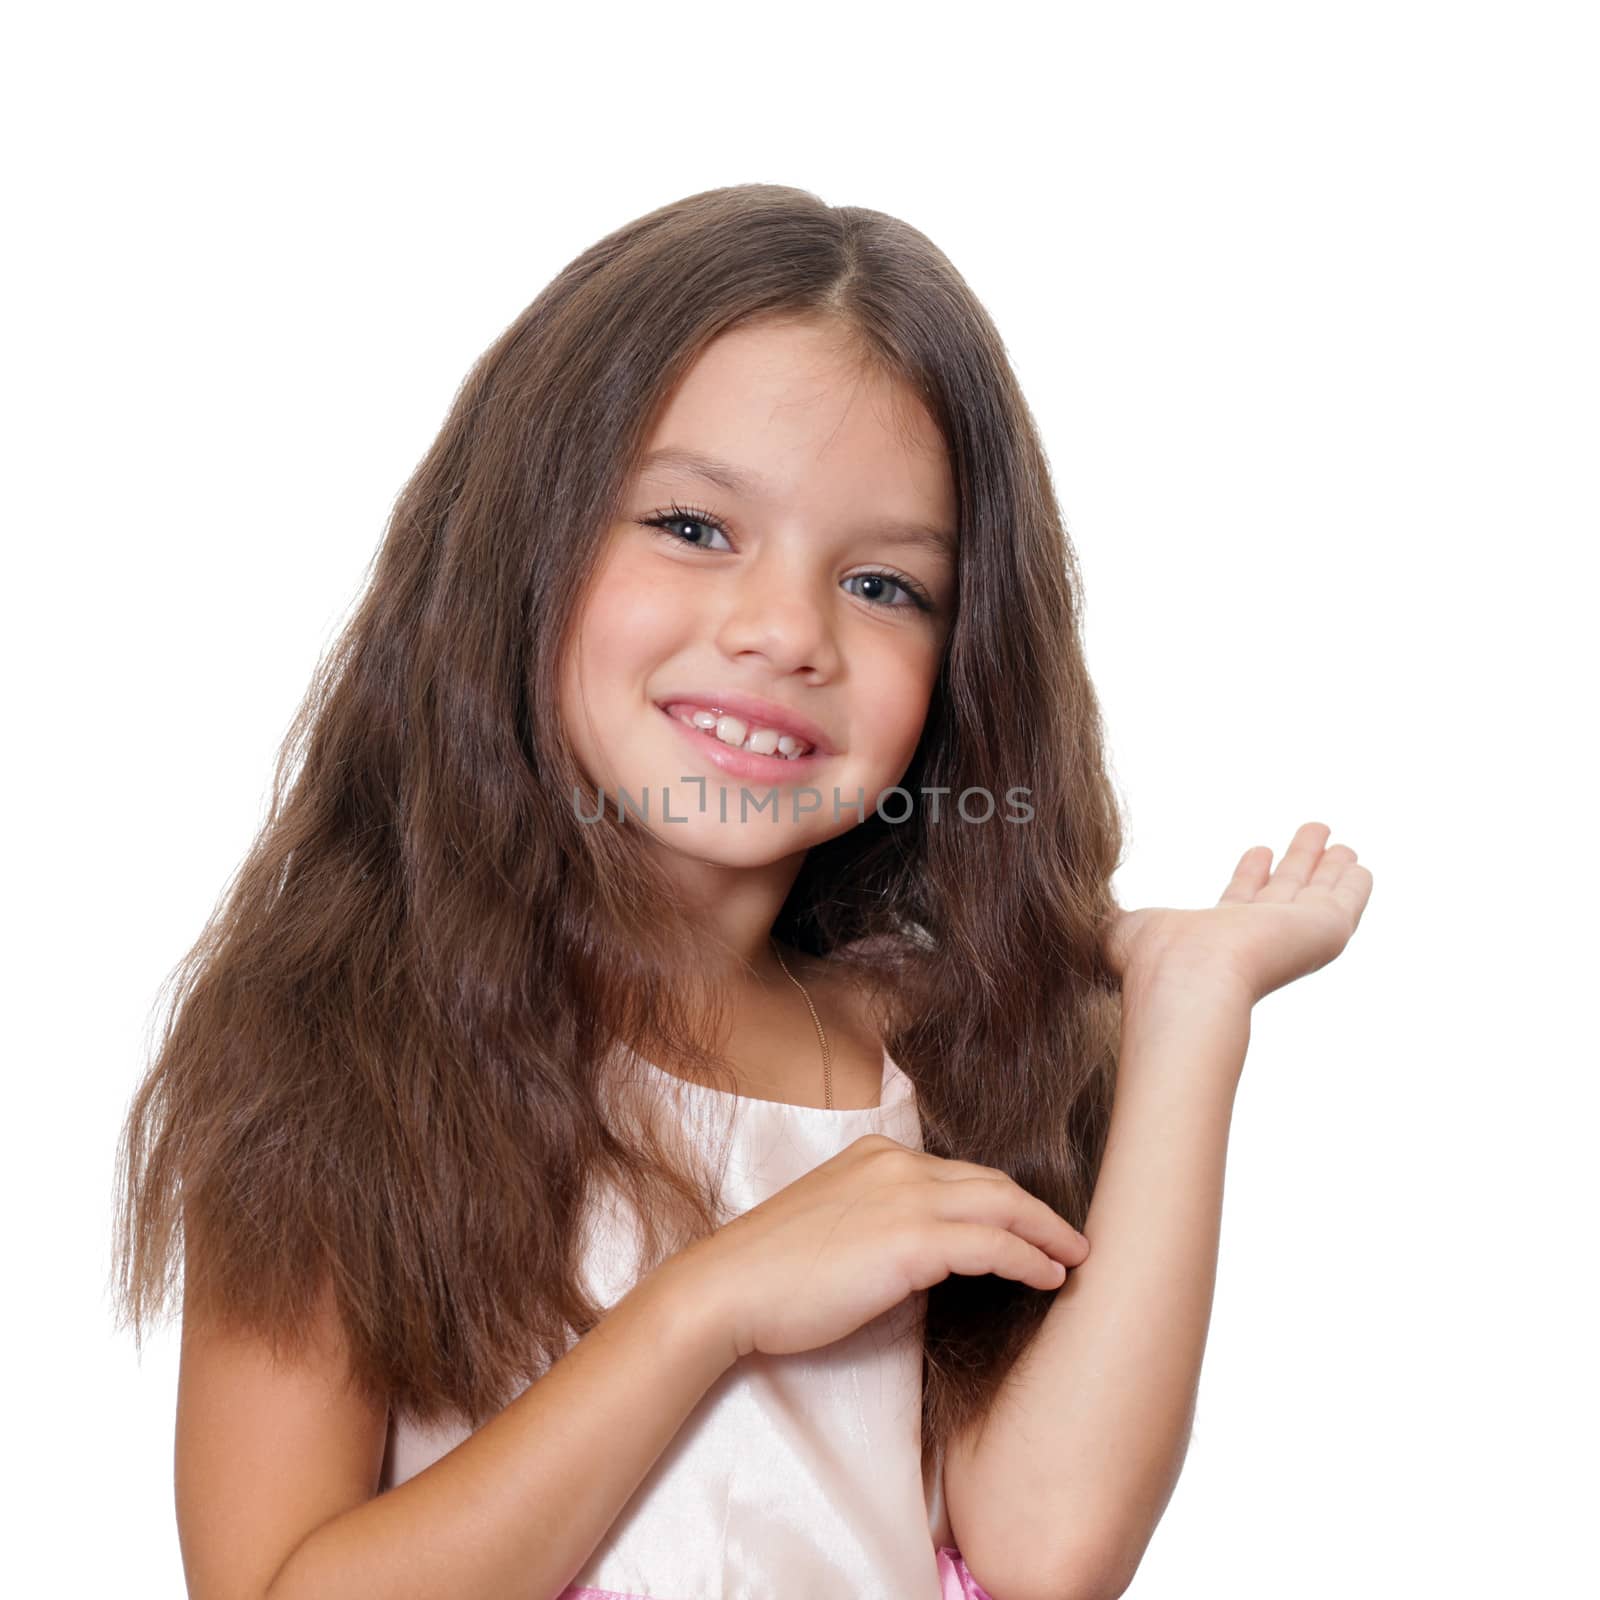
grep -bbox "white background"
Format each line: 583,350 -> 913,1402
7,2 -> 1595,1594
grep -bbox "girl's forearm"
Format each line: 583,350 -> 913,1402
263,1256 -> 735,1600
944,966 -> 1251,1600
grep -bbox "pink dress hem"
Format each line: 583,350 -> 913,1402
554,1543 -> 994,1599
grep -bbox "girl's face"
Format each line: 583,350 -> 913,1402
560,316 -> 957,872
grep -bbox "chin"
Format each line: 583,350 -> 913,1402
641,819 -> 816,869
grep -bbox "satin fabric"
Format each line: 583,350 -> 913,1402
378,1040 -> 984,1598
554,1546 -> 994,1599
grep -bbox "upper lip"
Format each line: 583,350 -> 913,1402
654,690 -> 836,755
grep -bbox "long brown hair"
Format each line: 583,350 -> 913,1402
110,182 -> 1127,1465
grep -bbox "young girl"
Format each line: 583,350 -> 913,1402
112,183 -> 1371,1600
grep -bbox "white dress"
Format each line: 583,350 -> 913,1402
377,1042 -> 993,1599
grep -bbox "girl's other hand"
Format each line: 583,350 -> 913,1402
1103,820 -> 1374,1005
670,1136 -> 1090,1364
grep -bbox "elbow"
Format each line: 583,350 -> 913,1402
1050,1535 -> 1143,1600
1062,1556 -> 1139,1600
991,1567 -> 1134,1600
962,1539 -> 1140,1600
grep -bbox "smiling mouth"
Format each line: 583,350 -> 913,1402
659,702 -> 820,760
653,704 -> 835,778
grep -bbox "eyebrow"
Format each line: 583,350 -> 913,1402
636,446 -> 956,559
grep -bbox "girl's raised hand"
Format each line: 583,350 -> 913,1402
675,1135 -> 1090,1364
1103,820 -> 1373,1005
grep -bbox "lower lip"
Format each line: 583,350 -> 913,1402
656,704 -> 831,782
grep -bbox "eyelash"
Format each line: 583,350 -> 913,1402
638,502 -> 938,615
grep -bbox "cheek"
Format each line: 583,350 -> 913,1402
571,549 -> 687,682
855,645 -> 938,766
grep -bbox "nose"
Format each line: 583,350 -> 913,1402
712,543 -> 841,679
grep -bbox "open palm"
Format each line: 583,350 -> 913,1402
1104,822 -> 1374,1005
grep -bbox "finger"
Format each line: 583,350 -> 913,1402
1219,845 -> 1273,904
1258,820 -> 1333,901
1308,843 -> 1358,892
938,1222 -> 1072,1292
930,1175 -> 1089,1263
920,1156 -> 1018,1184
1333,862 -> 1374,926
916,1162 -> 1087,1256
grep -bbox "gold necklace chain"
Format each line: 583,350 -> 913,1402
770,935 -> 833,1110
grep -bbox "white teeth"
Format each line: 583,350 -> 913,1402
677,707 -> 813,759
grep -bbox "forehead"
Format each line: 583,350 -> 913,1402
633,319 -> 957,542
